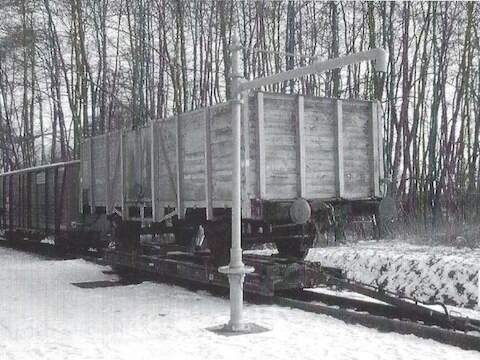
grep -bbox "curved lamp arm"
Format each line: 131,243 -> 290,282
238,48 -> 388,93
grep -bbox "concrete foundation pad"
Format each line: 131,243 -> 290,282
207,323 -> 270,336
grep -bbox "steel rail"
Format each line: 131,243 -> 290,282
274,294 -> 480,352
327,276 -> 480,333
285,289 -> 480,330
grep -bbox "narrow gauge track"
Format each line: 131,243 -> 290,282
0,238 -> 104,265
274,289 -> 480,352
2,239 -> 479,352
0,238 -> 74,260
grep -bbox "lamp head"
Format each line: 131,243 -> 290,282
374,48 -> 388,73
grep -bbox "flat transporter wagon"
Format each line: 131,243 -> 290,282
82,91 -> 383,294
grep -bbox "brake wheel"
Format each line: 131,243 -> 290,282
274,223 -> 315,259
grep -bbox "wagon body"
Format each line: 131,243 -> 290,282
0,162 -> 80,237
81,91 -> 383,222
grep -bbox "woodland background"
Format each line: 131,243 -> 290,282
0,1 -> 479,235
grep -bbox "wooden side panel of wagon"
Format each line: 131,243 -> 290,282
150,103 -> 233,219
0,175 -> 4,228
181,110 -> 207,207
91,136 -> 108,208
32,170 -> 44,230
81,138 -> 92,213
81,91 -> 383,223
107,131 -> 122,211
153,118 -> 178,214
247,92 -> 383,204
81,131 -> 122,215
123,127 -> 152,218
57,164 -> 80,230
209,104 -> 233,206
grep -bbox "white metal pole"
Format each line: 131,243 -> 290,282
218,32 -> 254,332
230,33 -> 242,271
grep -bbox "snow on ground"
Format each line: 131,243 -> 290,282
0,246 -> 479,360
249,240 -> 480,308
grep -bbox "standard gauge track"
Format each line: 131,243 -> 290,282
274,289 -> 480,352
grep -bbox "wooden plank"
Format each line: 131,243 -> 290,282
143,126 -> 152,203
23,173 -> 26,227
120,131 -> 126,218
19,174 -> 23,228
340,101 -> 372,198
22,173 -> 25,227
370,101 -> 380,197
53,167 -> 58,232
108,132 -> 121,209
150,122 -> 158,221
175,115 -> 185,218
296,95 -> 306,198
28,172 -> 33,228
335,99 -> 345,198
0,177 -> 4,227
79,140 -> 83,214
135,130 -> 143,203
256,92 -> 266,198
376,101 -> 385,194
262,95 -> 298,200
95,134 -> 108,205
241,93 -> 251,217
44,169 -> 48,231
204,108 -> 213,220
209,105 -> 233,203
303,98 -> 337,198
105,133 -> 111,213
180,113 -> 206,202
157,120 -> 177,203
89,138 -> 95,209
9,176 -> 13,229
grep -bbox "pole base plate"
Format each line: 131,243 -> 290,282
207,322 -> 270,336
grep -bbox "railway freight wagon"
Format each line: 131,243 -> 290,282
82,91 -> 383,265
0,161 -> 107,250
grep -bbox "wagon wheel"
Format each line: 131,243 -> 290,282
204,221 -> 231,267
275,238 -> 312,259
111,264 -> 142,284
173,218 -> 198,251
274,223 -> 315,260
4,231 -> 19,243
377,196 -> 398,238
112,220 -> 140,254
54,234 -> 71,253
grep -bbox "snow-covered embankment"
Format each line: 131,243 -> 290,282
307,241 -> 480,308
